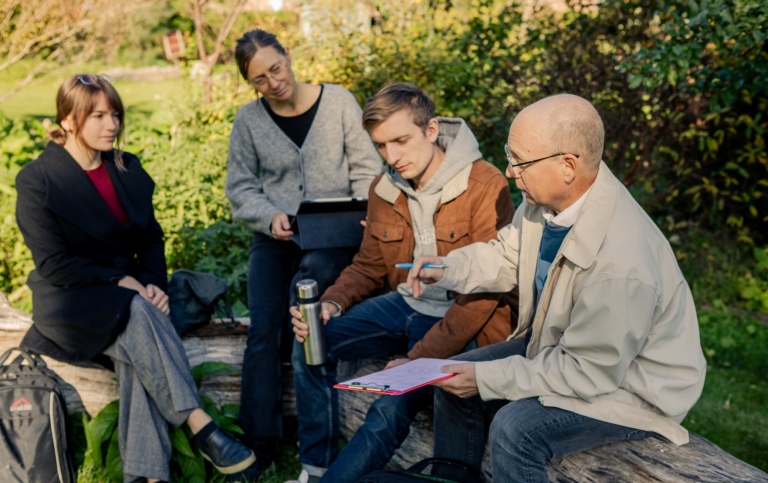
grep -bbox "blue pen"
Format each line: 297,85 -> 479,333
395,263 -> 448,269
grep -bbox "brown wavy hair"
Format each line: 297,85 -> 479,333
49,74 -> 126,170
362,83 -> 435,134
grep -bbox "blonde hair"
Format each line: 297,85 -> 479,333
50,75 -> 126,170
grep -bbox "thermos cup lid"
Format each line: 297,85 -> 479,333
296,279 -> 319,299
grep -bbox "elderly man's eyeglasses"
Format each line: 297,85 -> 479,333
249,61 -> 287,88
504,144 -> 579,176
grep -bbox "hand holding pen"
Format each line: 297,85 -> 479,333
403,256 -> 446,298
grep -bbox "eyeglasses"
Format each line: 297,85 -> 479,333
249,61 -> 287,88
76,74 -> 114,86
504,144 -> 579,177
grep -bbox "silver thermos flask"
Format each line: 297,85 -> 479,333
296,279 -> 328,365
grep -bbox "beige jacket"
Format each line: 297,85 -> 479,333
437,162 -> 706,445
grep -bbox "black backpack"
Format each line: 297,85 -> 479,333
355,457 -> 483,483
0,347 -> 75,482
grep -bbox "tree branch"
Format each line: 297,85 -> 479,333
193,0 -> 208,64
207,0 -> 247,67
0,49 -> 64,103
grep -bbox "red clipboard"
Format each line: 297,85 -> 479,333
333,358 -> 468,396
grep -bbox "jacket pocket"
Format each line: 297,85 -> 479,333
436,221 -> 469,244
370,221 -> 404,243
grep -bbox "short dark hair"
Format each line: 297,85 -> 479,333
235,29 -> 287,80
362,83 -> 435,133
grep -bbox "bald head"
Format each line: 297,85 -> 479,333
515,94 -> 604,170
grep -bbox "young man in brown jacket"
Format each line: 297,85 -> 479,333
287,83 -> 517,483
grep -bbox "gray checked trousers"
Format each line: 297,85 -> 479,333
102,296 -> 202,482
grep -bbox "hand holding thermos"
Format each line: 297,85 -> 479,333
290,279 -> 331,365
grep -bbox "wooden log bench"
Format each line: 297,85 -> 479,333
1,293 -> 766,481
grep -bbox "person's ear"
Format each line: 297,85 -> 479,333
562,153 -> 578,184
60,116 -> 72,133
426,118 -> 439,143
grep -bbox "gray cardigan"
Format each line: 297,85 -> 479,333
225,84 -> 382,235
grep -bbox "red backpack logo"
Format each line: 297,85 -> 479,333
10,397 -> 33,412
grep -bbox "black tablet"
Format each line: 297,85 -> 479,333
289,197 -> 368,250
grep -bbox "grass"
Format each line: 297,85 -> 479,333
0,63 -> 185,121
683,367 -> 768,469
675,232 -> 768,472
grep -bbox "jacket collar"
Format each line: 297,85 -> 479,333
555,162 -> 618,269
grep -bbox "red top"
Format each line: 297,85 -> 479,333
85,163 -> 129,225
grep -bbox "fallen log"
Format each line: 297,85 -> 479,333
2,293 -> 766,481
0,293 -> 293,417
339,359 -> 768,483
337,358 -> 768,481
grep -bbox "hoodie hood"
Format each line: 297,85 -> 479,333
377,117 -> 482,201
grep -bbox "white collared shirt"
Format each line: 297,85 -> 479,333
541,186 -> 593,228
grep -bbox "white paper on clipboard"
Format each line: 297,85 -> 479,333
335,358 -> 470,395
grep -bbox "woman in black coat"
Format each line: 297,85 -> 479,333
16,74 -> 256,483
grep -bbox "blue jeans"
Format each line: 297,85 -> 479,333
433,339 -> 653,483
323,336 -> 479,483
239,233 -> 355,454
292,291 -> 442,479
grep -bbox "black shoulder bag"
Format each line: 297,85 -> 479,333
167,269 -> 236,336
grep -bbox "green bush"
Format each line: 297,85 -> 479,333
739,247 -> 768,312
0,112 -> 46,309
299,0 -> 768,243
128,78 -> 254,308
2,0 -> 768,308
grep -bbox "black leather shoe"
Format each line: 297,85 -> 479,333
197,428 -> 256,474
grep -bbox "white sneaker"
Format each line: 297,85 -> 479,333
285,468 -> 322,483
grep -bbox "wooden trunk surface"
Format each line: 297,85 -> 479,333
2,294 -> 766,481
0,295 -> 295,417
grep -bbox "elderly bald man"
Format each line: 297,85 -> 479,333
407,94 -> 707,482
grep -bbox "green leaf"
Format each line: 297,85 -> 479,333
218,417 -> 244,435
170,426 -> 196,458
220,403 -> 240,420
84,399 -> 119,467
105,428 -> 123,482
191,361 -> 236,388
667,66 -> 678,86
178,452 -> 207,481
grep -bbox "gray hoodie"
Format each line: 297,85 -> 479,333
379,117 -> 483,317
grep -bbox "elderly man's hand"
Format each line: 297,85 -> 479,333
405,255 -> 445,298
434,363 -> 479,398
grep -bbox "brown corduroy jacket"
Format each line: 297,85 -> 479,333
321,160 -> 519,359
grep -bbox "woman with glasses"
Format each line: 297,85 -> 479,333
225,29 -> 381,475
16,74 -> 256,483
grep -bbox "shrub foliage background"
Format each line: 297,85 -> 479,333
2,0 -> 766,309
1,0 -> 767,474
